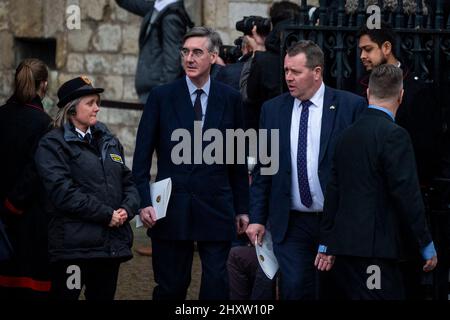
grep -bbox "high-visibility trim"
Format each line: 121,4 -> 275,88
0,276 -> 51,292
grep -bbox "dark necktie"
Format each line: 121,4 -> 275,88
83,132 -> 92,145
193,89 -> 204,121
297,100 -> 313,208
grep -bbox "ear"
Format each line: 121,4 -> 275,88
366,88 -> 370,100
381,41 -> 392,56
399,88 -> 404,105
314,66 -> 322,80
210,51 -> 218,65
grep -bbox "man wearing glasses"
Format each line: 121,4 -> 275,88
133,27 -> 249,300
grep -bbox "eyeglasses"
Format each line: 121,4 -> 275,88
180,48 -> 207,58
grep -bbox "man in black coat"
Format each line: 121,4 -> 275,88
357,23 -> 442,299
315,64 -> 437,300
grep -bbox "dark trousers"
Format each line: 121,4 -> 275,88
227,245 -> 276,300
332,256 -> 405,300
152,238 -> 231,300
273,213 -> 321,300
49,259 -> 121,301
399,258 -> 427,300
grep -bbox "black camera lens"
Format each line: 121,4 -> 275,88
236,16 -> 271,37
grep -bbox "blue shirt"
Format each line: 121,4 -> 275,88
368,104 -> 395,121
318,242 -> 436,260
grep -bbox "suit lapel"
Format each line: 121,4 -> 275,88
203,81 -> 225,132
319,86 -> 337,165
280,94 -> 294,158
172,79 -> 195,134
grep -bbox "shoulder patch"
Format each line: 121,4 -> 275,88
110,153 -> 124,164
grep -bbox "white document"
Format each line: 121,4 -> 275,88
247,156 -> 257,173
255,231 -> 279,280
135,178 -> 172,228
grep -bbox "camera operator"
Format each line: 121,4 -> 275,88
240,1 -> 300,130
216,37 -> 253,91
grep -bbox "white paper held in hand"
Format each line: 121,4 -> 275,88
255,230 -> 279,280
135,178 -> 172,228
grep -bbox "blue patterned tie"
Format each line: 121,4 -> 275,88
297,100 -> 313,208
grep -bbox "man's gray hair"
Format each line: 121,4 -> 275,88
183,26 -> 222,53
369,64 -> 403,100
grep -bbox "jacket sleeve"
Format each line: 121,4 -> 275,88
320,145 -> 340,247
160,12 -> 186,83
35,136 -> 115,225
6,117 -> 51,212
228,93 -> 249,216
239,57 -> 253,103
246,53 -> 262,104
118,142 -> 140,220
249,102 -> 272,225
115,0 -> 153,17
382,126 -> 433,250
132,89 -> 160,208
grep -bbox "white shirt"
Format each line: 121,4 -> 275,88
186,76 -> 211,127
290,82 -> 325,212
75,127 -> 92,139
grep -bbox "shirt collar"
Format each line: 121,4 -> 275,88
368,104 -> 395,121
75,127 -> 92,138
186,75 -> 211,97
294,81 -> 325,108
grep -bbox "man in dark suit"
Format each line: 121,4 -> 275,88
246,40 -> 367,300
357,22 -> 442,299
133,26 -> 249,300
315,64 -> 438,300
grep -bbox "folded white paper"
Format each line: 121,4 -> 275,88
247,156 -> 257,173
135,178 -> 172,228
255,231 -> 279,280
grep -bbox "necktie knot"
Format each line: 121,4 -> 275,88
301,100 -> 313,109
83,132 -> 92,144
195,89 -> 204,96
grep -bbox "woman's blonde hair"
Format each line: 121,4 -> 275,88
14,58 -> 48,104
53,97 -> 81,128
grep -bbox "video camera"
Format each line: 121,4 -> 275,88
235,16 -> 271,37
219,37 -> 244,64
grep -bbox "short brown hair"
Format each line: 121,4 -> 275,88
286,40 -> 324,71
369,64 -> 403,100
